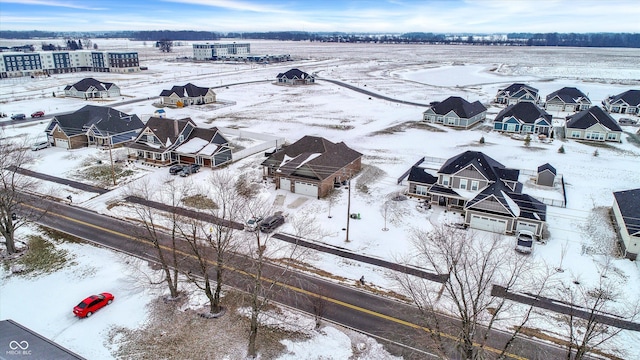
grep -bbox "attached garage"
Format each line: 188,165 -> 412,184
54,138 -> 69,149
279,178 -> 291,192
516,221 -> 539,235
545,103 -> 564,112
294,181 -> 318,198
469,214 -> 508,233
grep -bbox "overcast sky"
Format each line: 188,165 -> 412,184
1,0 -> 639,33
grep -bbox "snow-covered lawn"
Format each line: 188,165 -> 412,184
1,39 -> 640,359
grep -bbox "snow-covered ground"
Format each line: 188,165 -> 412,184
1,39 -> 640,359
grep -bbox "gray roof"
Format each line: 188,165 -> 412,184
537,163 -> 557,175
614,188 -> 640,236
276,68 -> 314,80
262,136 -> 361,181
64,77 -> 116,92
466,182 -> 546,221
494,102 -> 552,124
439,150 -> 519,183
498,83 -> 539,97
159,83 -> 212,97
566,106 -> 622,131
408,166 -> 438,185
428,96 -> 487,118
0,319 -> 85,360
50,105 -> 143,137
606,89 -> 640,107
128,117 -> 195,152
546,87 -> 590,104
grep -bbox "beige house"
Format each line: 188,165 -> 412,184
613,188 -> 640,260
160,83 -> 216,107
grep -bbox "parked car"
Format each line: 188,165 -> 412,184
260,214 -> 285,233
618,117 -> 638,125
10,113 -> 26,120
31,141 -> 50,151
169,164 -> 186,175
179,164 -> 201,177
245,216 -> 263,232
73,292 -> 114,318
31,111 -> 45,118
515,230 -> 535,254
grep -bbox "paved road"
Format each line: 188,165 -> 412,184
24,193 -> 574,360
316,78 -> 431,107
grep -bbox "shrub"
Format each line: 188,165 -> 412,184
558,145 -> 565,154
479,136 -> 485,144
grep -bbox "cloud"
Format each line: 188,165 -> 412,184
0,0 -> 107,10
162,0 -> 290,14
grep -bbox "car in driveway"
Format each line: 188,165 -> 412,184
10,113 -> 26,120
31,141 -> 50,151
618,117 -> 638,125
515,230 -> 535,254
31,111 -> 45,118
259,214 -> 285,233
169,164 -> 186,175
244,216 -> 263,231
179,164 -> 201,177
73,292 -> 114,318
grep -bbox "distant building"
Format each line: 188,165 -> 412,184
0,50 -> 139,78
192,42 -> 251,60
159,83 -> 216,106
64,78 -> 121,99
276,69 -> 315,85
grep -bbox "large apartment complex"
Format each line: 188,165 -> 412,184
192,42 -> 251,60
0,50 -> 139,78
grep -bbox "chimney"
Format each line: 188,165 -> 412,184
174,119 -> 179,136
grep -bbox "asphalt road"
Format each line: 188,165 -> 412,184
23,194 -> 575,360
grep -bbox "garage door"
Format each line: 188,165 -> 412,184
516,221 -> 538,234
294,181 -> 318,197
546,103 -> 563,112
469,214 -> 508,233
54,138 -> 69,149
279,178 -> 291,191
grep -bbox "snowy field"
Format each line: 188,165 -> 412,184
1,39 -> 640,359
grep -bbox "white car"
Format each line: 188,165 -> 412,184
31,141 -> 50,151
244,216 -> 263,232
515,230 -> 535,254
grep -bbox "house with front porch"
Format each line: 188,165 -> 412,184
544,87 -> 591,112
64,78 -> 121,99
406,150 -> 546,237
261,136 -> 362,199
493,102 -> 553,137
565,106 -> 622,142
494,83 -> 540,105
603,90 -> 640,115
422,96 -> 487,129
45,105 -> 143,149
159,83 -> 216,107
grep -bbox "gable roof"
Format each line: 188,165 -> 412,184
173,127 -> 229,156
439,150 -> 519,183
566,106 -> 622,131
64,77 -> 116,91
546,87 -> 590,104
537,163 -> 557,175
607,90 -> 640,107
262,136 -> 361,181
466,182 -> 546,221
276,68 -> 313,80
428,96 -> 487,118
159,83 -> 212,98
50,105 -> 143,136
613,188 -> 640,236
498,83 -> 539,97
494,102 -> 552,124
129,117 -> 195,151
408,166 -> 438,185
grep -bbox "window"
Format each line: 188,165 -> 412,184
585,132 -> 604,141
471,181 -> 479,191
607,133 -> 618,140
571,131 -> 581,138
447,117 -> 456,125
415,185 -> 428,196
442,175 -> 450,186
459,179 -> 467,190
146,135 -> 154,143
506,123 -> 517,132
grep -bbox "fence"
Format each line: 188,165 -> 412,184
219,127 -> 286,162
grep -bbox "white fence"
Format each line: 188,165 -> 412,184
219,127 -> 286,162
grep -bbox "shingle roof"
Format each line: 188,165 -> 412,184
429,96 -> 487,118
128,117 -> 194,152
262,136 -> 361,181
566,106 -> 622,131
494,102 -> 552,124
613,188 -> 640,236
439,150 -> 519,183
607,90 -> 640,107
159,83 -> 212,97
276,68 -> 313,80
64,78 -> 116,92
499,83 -> 539,97
537,163 -> 557,175
408,166 -> 438,184
51,105 -> 143,136
466,182 -> 546,221
546,87 -> 590,104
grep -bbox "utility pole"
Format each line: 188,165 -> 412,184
108,134 -> 117,186
345,176 -> 351,243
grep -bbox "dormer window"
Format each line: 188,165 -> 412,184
442,175 -> 450,186
459,179 -> 467,190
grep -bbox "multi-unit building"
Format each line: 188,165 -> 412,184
192,42 -> 251,60
0,50 -> 139,78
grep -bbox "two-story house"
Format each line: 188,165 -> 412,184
422,96 -> 487,129
407,151 -> 547,237
494,83 -> 540,105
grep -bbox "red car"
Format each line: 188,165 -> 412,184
73,293 -> 114,318
31,111 -> 45,118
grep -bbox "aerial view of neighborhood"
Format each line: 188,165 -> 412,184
1,1 -> 639,360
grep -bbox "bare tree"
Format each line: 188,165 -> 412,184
558,257 -> 639,360
126,177 -> 183,299
0,136 -> 44,255
393,225 -> 547,359
157,39 -> 173,53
